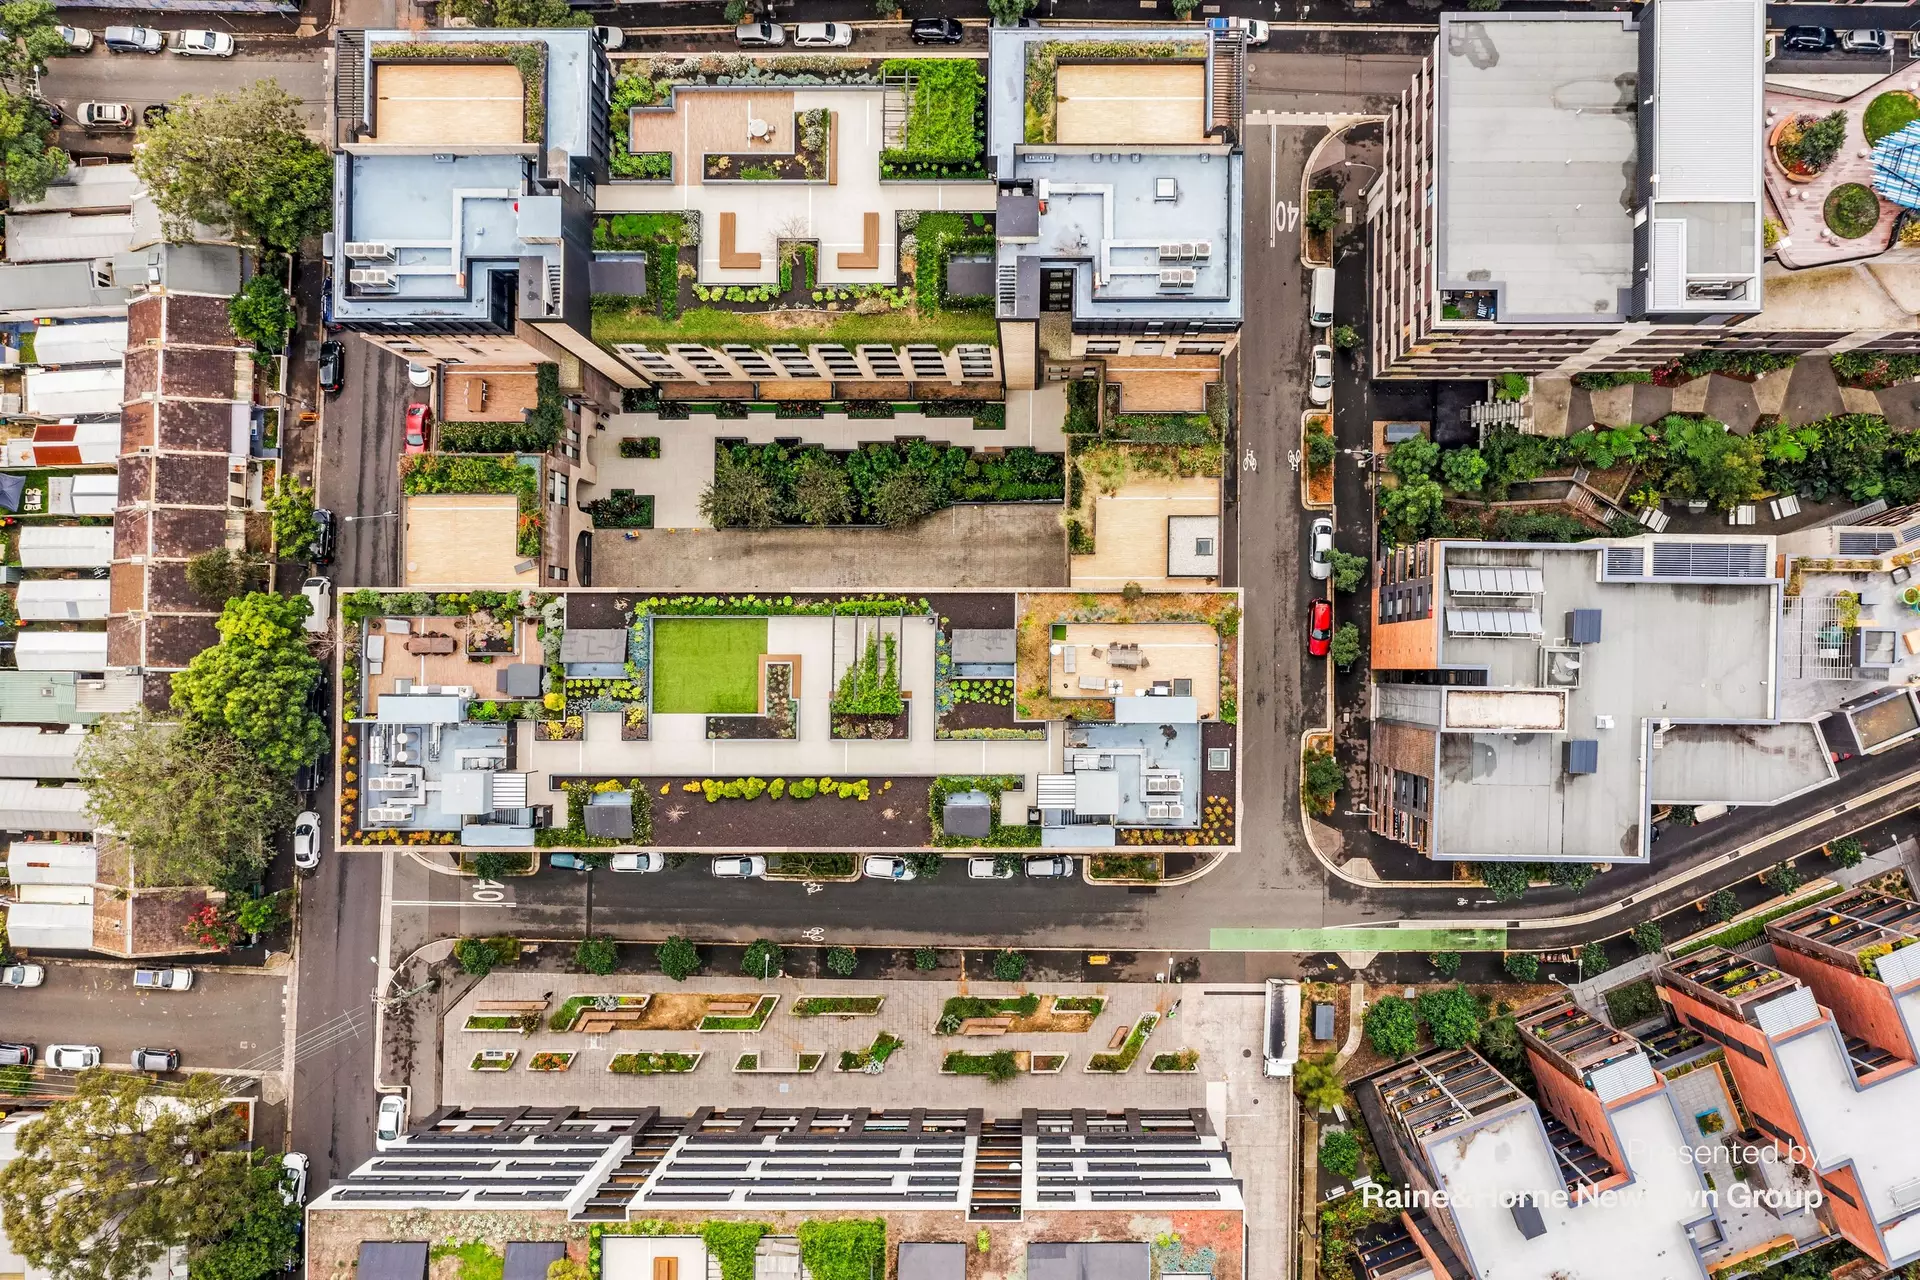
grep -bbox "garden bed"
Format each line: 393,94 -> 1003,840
936,678 -> 1044,741
620,436 -> 662,459
837,1032 -> 904,1073
548,993 -> 653,1032
610,1051 -> 702,1075
935,994 -> 1099,1035
1825,183 -> 1882,241
707,441 -> 1061,531
832,706 -> 911,740
1030,1053 -> 1067,1074
1149,1049 -> 1199,1073
941,1049 -> 1027,1079
794,996 -> 885,1017
1087,1014 -> 1157,1072
462,1013 -> 538,1033
735,1052 -> 824,1073
766,852 -> 856,879
707,663 -> 796,740
1303,413 -> 1334,508
704,108 -> 831,182
583,489 -> 654,530
635,775 -> 932,846
1089,854 -> 1163,883
470,1050 -> 517,1071
698,994 -> 780,1032
528,1052 -> 575,1072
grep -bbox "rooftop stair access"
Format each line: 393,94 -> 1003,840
968,1118 -> 1024,1221
1207,33 -> 1245,143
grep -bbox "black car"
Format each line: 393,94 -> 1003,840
309,508 -> 335,568
910,17 -> 964,44
35,98 -> 61,128
1781,25 -> 1835,52
317,339 -> 344,394
142,104 -> 169,127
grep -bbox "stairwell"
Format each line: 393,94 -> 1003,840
576,1132 -> 674,1220
967,1119 -> 1024,1221
334,31 -> 366,147
1208,34 -> 1245,143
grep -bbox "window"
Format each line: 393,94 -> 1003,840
1194,537 -> 1215,557
1085,341 -> 1121,355
548,565 -> 568,582
1134,342 -> 1165,355
1820,1177 -> 1858,1209
550,474 -> 568,505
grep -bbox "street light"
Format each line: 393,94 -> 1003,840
344,510 -> 399,522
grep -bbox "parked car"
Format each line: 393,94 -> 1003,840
548,853 -> 595,871
862,855 -> 915,881
280,1153 -> 309,1207
611,852 -> 664,873
0,965 -> 43,988
0,1044 -> 33,1067
293,760 -> 321,799
1206,16 -> 1268,45
1309,598 -> 1333,657
1309,344 -> 1334,406
102,25 -> 163,53
46,1045 -> 99,1070
317,340 -> 343,394
1781,25 -> 1835,52
301,577 -> 333,634
910,17 -> 963,43
142,103 -> 169,127
375,1093 -> 407,1150
712,856 -> 768,879
1308,516 -> 1334,581
133,968 -> 194,991
55,25 -> 93,51
78,101 -> 133,131
967,856 -> 1013,880
795,22 -> 853,47
130,1048 -> 178,1072
405,361 -> 432,388
171,29 -> 235,56
309,509 -> 336,568
1840,28 -> 1890,53
734,20 -> 784,47
1025,856 -> 1075,878
292,811 -> 320,871
404,402 -> 431,455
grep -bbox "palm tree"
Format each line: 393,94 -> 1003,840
1294,1054 -> 1348,1113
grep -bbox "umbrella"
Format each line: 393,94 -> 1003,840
1870,120 -> 1920,209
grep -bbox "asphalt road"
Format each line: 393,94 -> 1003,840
316,337 -> 409,590
289,848 -> 383,1193
0,964 -> 289,1074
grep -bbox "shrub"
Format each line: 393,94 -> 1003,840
1478,863 -> 1531,903
945,1049 -> 1019,1080
575,936 -> 618,975
657,935 -> 702,981
1364,994 -> 1419,1058
1328,622 -> 1361,670
1708,889 -> 1741,923
1429,951 -> 1461,977
1578,942 -> 1610,977
1865,90 -> 1920,144
914,946 -> 940,971
1307,429 -> 1337,471
228,273 -> 295,352
741,938 -> 785,980
826,946 -> 858,976
1492,372 -> 1529,402
1631,920 -> 1665,955
1318,1129 -> 1361,1178
1303,748 -> 1344,814
1764,860 -> 1805,897
1305,187 -> 1336,234
1604,979 -> 1664,1028
1780,110 -> 1848,173
1825,183 -> 1882,241
1504,952 -> 1540,982
1329,549 -> 1368,593
1442,447 -> 1488,493
1828,836 -> 1865,868
991,948 -> 1028,982
1417,984 -> 1483,1050
1331,324 -> 1359,350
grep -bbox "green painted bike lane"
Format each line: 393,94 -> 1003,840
1209,927 -> 1509,951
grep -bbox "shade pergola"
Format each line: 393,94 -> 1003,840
1871,120 -> 1920,208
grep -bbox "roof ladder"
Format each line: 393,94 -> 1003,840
334,30 -> 367,147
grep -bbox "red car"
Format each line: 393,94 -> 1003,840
404,403 -> 431,455
1309,598 -> 1333,656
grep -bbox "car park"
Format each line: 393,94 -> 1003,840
795,23 -> 853,47
1025,856 -> 1075,878
78,102 -> 133,131
309,509 -> 336,567
1309,598 -> 1333,657
103,26 -> 163,53
171,29 -> 235,56
1840,29 -> 1890,54
134,967 -> 194,990
46,1045 -> 99,1070
301,577 -> 333,634
712,856 -> 767,878
376,1094 -> 407,1149
734,21 -> 784,47
404,402 -> 431,454
280,1153 -> 309,1207
0,965 -> 43,988
611,852 -> 664,873
1308,517 -> 1334,581
967,856 -> 1013,880
1781,26 -> 1835,52
862,856 -> 915,881
130,1048 -> 178,1072
910,18 -> 963,43
0,1044 -> 33,1067
1309,344 -> 1334,406
292,811 -> 320,871
318,340 -> 343,394
55,25 -> 92,51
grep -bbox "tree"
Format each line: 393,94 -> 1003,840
1479,1012 -> 1524,1075
1708,888 -> 1741,923
1387,436 -> 1440,481
1827,836 -> 1865,868
741,938 -> 784,980
184,549 -> 267,605
134,81 -> 331,251
988,0 -> 1034,24
231,891 -> 289,937
1663,416 -> 1764,509
0,2 -> 66,93
1306,429 -> 1337,471
1417,984 -> 1483,1050
1331,324 -> 1360,351
870,468 -> 940,528
1328,622 -> 1361,671
905,850 -> 943,879
1503,952 -> 1540,982
656,935 -> 702,981
1379,476 -> 1443,543
171,593 -> 327,777
1577,942 -> 1610,977
1630,920 -> 1664,955
1764,860 -> 1805,897
791,452 -> 853,527
1478,862 -> 1530,903
1429,951 -> 1461,978
471,851 -> 513,881
992,948 -> 1029,982
575,936 -> 618,975
1363,994 -> 1419,1058
1318,1130 -> 1361,1178
0,1071 -> 253,1280
1293,1055 -> 1348,1112
723,0 -> 751,21
0,92 -> 67,206
441,0 -> 591,24
266,474 -> 316,562
913,946 -> 940,971
78,712 -> 295,890
1548,861 -> 1597,893
824,946 -> 858,976
183,1160 -> 302,1280
1302,748 -> 1344,814
1328,549 -> 1368,593
701,452 -> 781,529
1441,447 -> 1488,493
227,275 -> 293,354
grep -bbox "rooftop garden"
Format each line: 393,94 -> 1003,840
439,363 -> 564,454
400,454 -> 542,557
1013,590 -> 1240,724
1825,183 -> 1882,240
1867,90 -> 1920,145
929,775 -> 1042,848
536,779 -> 653,850
1023,39 -> 1206,144
371,42 -> 545,142
881,58 -> 987,180
702,440 -> 1063,530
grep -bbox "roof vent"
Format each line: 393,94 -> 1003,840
1510,1197 -> 1547,1240
1564,740 -> 1599,775
1567,609 -> 1602,644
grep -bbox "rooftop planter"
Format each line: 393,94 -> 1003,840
371,42 -> 546,143
1022,40 -> 1205,145
704,108 -> 832,182
1770,111 -> 1846,181
610,1051 -> 702,1074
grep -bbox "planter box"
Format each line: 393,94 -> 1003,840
1086,1015 -> 1158,1073
1030,1054 -> 1068,1074
549,993 -> 652,1033
699,994 -> 780,1032
792,996 -> 885,1017
734,1052 -> 823,1074
462,1014 -> 535,1033
609,1051 -> 703,1075
528,1052 -> 575,1072
1149,1050 -> 1200,1073
470,1050 -> 517,1071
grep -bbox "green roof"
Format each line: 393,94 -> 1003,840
0,672 -> 91,725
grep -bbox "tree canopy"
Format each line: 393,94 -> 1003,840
0,1072 -> 254,1280
78,711 -> 295,889
226,275 -> 294,353
0,2 -> 68,209
1363,994 -> 1418,1058
183,1162 -> 300,1280
1417,984 -> 1484,1050
133,81 -> 330,251
170,593 -> 326,776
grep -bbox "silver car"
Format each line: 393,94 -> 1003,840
1025,856 -> 1076,878
712,856 -> 767,878
1308,516 -> 1334,580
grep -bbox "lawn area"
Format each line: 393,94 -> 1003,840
650,617 -> 767,714
1866,90 -> 1920,145
591,304 -> 997,350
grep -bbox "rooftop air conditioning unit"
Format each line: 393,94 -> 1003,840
344,242 -> 394,261
349,268 -> 396,289
1157,268 -> 1197,288
1192,240 -> 1212,258
1160,244 -> 1184,260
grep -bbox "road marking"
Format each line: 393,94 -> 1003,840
1268,122 -> 1277,249
390,899 -> 518,908
470,878 -> 509,904
1210,926 -> 1508,952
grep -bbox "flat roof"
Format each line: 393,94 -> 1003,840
1647,721 -> 1832,805
1437,15 -> 1639,321
403,493 -> 532,589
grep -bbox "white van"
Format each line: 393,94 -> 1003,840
1309,267 -> 1336,329
1263,978 -> 1301,1078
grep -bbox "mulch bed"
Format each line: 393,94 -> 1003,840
564,592 -> 635,630
642,776 -> 932,847
929,591 -> 1017,629
832,708 -> 911,740
938,698 -> 1025,733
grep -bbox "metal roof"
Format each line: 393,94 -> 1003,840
358,1243 -> 429,1280
941,789 -> 993,836
18,526 -> 113,568
14,631 -> 109,672
502,1243 -> 565,1280
899,1244 -> 966,1280
17,580 -> 111,622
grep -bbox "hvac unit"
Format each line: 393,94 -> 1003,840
349,268 -> 397,289
344,242 -> 394,261
1192,240 -> 1212,258
1157,268 -> 1197,289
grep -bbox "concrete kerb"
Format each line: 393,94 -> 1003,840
608,21 -> 1440,37
1297,117 -> 1385,270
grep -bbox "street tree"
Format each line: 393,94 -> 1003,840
0,1071 -> 253,1280
183,1161 -> 301,1280
265,474 -> 316,561
1327,549 -> 1368,593
1363,994 -> 1418,1058
170,593 -> 326,776
0,89 -> 66,206
0,2 -> 65,93
1417,984 -> 1484,1050
133,81 -> 330,251
78,711 -> 295,889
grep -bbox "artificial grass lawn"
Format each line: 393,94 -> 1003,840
650,617 -> 767,714
591,304 -> 997,350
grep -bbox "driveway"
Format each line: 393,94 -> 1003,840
0,962 -> 287,1074
587,503 -> 1068,590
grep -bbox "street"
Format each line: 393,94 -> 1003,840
315,338 -> 409,589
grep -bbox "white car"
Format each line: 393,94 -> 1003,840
0,964 -> 44,988
292,811 -> 320,871
78,102 -> 133,131
1309,345 -> 1334,406
611,852 -> 664,873
711,856 -> 767,879
280,1152 -> 309,1206
301,577 -> 333,634
966,857 -> 1014,880
46,1045 -> 100,1071
593,25 -> 625,49
1025,856 -> 1076,878
1308,516 -> 1334,581
794,22 -> 853,48
862,856 -> 915,882
375,1093 -> 407,1149
56,25 -> 93,51
171,30 -> 235,56
406,361 -> 433,388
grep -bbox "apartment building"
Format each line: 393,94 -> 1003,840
1657,889 -> 1920,1269
1365,533 -> 1834,862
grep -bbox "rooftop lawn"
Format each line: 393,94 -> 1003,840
650,617 -> 767,715
591,304 -> 997,351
